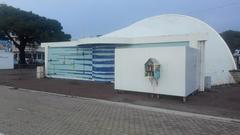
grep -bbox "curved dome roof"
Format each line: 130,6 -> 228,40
104,14 -> 236,85
104,14 -> 219,38
104,14 -> 218,37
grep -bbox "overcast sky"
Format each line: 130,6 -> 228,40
0,0 -> 240,39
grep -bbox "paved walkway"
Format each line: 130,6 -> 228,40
1,69 -> 240,119
0,86 -> 239,135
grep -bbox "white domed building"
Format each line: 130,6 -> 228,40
104,14 -> 236,85
42,14 -> 236,99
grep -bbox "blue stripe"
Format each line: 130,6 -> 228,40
93,76 -> 114,80
93,73 -> 114,75
49,68 -> 92,73
94,46 -> 115,49
68,58 -> 92,61
77,45 -> 93,48
53,71 -> 92,76
50,62 -> 93,67
93,67 -> 114,72
93,61 -> 114,64
93,55 -> 114,59
93,50 -> 114,53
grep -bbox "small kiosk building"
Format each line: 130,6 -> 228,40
41,14 -> 236,99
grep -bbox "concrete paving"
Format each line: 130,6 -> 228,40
0,85 -> 240,135
1,69 -> 240,119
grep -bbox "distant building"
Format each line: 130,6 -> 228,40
12,45 -> 44,65
1,36 -> 44,65
0,39 -> 14,69
0,38 -> 12,52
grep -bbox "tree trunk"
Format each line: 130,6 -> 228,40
18,45 -> 26,64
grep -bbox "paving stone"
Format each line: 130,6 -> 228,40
0,86 -> 239,135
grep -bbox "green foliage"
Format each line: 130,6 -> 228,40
0,4 -> 71,64
221,30 -> 240,53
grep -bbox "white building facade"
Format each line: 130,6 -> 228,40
42,14 -> 236,98
0,50 -> 14,69
104,14 -> 236,85
0,39 -> 14,69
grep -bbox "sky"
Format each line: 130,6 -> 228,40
0,0 -> 240,39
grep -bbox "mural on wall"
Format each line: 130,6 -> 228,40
47,45 -> 115,82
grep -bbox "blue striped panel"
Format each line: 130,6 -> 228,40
47,45 -> 115,82
93,61 -> 114,65
92,45 -> 115,82
48,46 -> 93,80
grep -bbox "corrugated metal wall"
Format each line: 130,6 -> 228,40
47,45 -> 115,82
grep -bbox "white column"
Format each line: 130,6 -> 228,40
198,40 -> 206,92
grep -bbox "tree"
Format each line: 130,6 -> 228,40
0,4 -> 71,64
221,30 -> 240,53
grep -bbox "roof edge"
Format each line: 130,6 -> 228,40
41,33 -> 208,48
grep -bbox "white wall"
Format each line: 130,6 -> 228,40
185,47 -> 198,96
105,14 -> 236,85
0,51 -> 14,69
115,43 -> 190,97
